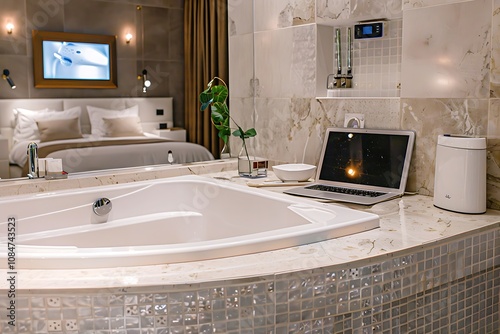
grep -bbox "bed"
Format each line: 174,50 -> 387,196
0,97 -> 214,178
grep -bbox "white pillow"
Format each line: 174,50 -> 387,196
87,105 -> 139,137
13,108 -> 48,143
13,107 -> 82,144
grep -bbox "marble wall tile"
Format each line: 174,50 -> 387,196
487,99 -> 500,208
254,24 -> 316,99
487,141 -> 500,209
487,99 -> 500,138
316,98 -> 402,130
401,98 -> 488,194
316,0 -> 350,23
350,0 -> 402,21
229,33 -> 254,99
401,0 -> 491,98
252,97 -> 401,165
253,97 -> 322,164
228,0 -> 254,36
254,0 -> 315,31
490,0 -> 500,97
317,0 -> 402,24
403,0 -> 474,10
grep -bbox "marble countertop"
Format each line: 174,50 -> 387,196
2,167 -> 500,291
0,159 -> 239,198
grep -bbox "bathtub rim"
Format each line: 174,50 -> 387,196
0,175 -> 380,269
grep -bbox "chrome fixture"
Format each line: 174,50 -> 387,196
334,28 -> 342,83
92,198 -> 112,216
27,142 -> 38,179
328,27 -> 353,89
167,150 -> 174,164
346,27 -> 353,87
2,69 -> 16,89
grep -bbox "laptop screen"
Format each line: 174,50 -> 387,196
318,130 -> 411,189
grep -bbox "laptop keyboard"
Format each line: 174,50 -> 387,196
306,184 -> 386,198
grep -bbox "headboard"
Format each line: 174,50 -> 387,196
0,97 -> 174,147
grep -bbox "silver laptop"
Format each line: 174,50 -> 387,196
285,127 -> 415,205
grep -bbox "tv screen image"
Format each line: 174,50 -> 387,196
42,41 -> 111,81
32,30 -> 117,89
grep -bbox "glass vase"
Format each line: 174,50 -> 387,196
220,141 -> 231,159
237,138 -> 268,178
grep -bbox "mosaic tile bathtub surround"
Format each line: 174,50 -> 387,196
1,228 -> 499,334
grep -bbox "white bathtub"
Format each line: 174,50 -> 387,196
0,175 -> 379,269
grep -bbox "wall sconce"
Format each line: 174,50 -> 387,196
6,23 -> 13,34
2,69 -> 16,89
141,69 -> 151,93
125,33 -> 133,44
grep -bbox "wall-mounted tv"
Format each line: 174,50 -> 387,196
32,30 -> 117,89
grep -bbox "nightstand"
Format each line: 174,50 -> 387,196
0,135 -> 9,179
153,128 -> 186,142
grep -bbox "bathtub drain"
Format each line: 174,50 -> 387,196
92,198 -> 112,216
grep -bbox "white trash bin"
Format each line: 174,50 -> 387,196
433,135 -> 486,214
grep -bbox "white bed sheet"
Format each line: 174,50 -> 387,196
10,133 -> 214,174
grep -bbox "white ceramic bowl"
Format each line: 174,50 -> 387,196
272,163 -> 316,182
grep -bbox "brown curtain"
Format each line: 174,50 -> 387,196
184,0 -> 228,158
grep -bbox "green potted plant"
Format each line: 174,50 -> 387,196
200,77 -> 265,176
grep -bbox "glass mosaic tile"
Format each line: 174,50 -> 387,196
0,229 -> 497,333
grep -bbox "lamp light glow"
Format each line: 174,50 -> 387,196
125,33 -> 133,43
6,23 -> 13,34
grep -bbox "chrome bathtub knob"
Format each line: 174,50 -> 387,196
93,198 -> 112,216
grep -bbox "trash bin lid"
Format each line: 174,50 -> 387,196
437,134 -> 486,150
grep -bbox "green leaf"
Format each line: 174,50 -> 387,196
232,128 -> 243,138
200,102 -> 210,111
244,128 -> 257,138
219,128 -> 231,137
199,91 -> 212,102
212,102 -> 228,116
211,85 -> 228,103
218,129 -> 230,144
213,124 -> 226,131
199,91 -> 213,111
211,110 -> 225,124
